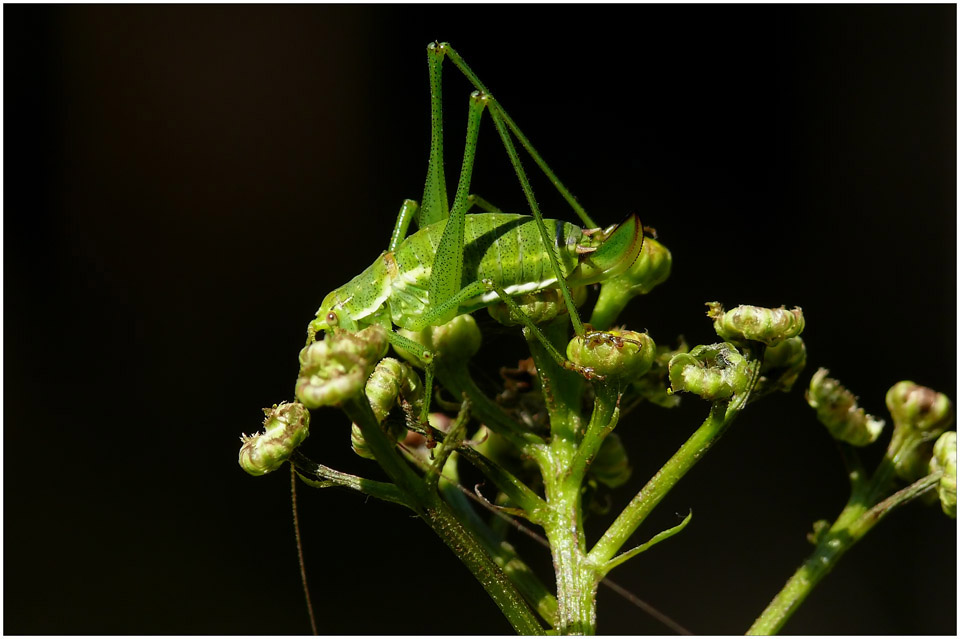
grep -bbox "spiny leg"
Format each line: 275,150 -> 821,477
427,88 -> 488,326
425,42 -> 589,337
389,199 -> 419,252
486,108 -> 587,337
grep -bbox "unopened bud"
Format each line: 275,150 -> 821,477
707,302 -> 804,347
885,382 -> 954,482
929,431 -> 957,518
668,342 -> 756,401
590,433 -> 632,488
885,382 -> 954,434
758,337 -> 807,394
295,325 -> 389,409
488,286 -> 587,327
805,368 -> 884,447
349,358 -> 421,459
567,329 -> 656,380
591,238 -> 672,330
239,402 -> 310,476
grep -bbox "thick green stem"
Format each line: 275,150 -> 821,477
589,399 -> 740,565
523,320 -> 600,634
747,472 -> 941,635
343,396 -> 544,635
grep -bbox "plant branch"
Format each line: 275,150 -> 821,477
747,472 -> 942,635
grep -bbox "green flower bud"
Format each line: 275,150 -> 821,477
295,325 -> 389,409
885,382 -> 954,434
488,286 -> 587,327
929,431 -> 957,518
590,433 -> 632,488
707,302 -> 804,347
805,368 -> 885,447
591,237 -> 672,331
885,382 -> 954,482
239,402 -> 310,476
566,329 -> 656,380
757,337 -> 807,394
668,342 -> 756,401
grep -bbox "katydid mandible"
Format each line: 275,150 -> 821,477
307,42 -> 644,430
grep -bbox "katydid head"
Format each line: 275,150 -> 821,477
310,289 -> 361,336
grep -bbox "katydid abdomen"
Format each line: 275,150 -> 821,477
312,212 -> 641,335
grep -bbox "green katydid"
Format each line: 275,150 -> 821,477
305,42 -> 645,430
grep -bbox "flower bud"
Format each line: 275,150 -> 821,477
707,302 -> 804,347
349,358 -> 421,459
929,431 -> 957,518
668,342 -> 755,401
805,368 -> 884,447
885,382 -> 954,434
590,432 -> 632,488
566,329 -> 656,380
757,337 -> 807,394
239,402 -> 310,476
295,325 -> 389,409
591,237 -> 672,331
885,382 -> 954,482
487,286 -> 587,327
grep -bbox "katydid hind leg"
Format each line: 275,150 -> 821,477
419,43 -> 450,228
426,89 -> 488,319
438,43 -> 597,229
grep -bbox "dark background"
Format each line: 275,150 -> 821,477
5,4 -> 956,635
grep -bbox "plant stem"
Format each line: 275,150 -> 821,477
747,472 -> 942,635
524,320 -> 600,634
343,395 -> 545,635
589,399 -> 740,565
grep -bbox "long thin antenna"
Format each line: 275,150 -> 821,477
291,464 -> 318,635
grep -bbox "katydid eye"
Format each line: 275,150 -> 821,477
326,311 -> 339,326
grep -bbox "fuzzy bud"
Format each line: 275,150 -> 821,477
707,302 -> 804,347
566,329 -> 656,380
929,431 -> 957,518
239,402 -> 310,476
668,342 -> 755,401
805,368 -> 884,447
295,325 -> 389,409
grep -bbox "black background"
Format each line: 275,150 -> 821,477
5,4 -> 956,635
